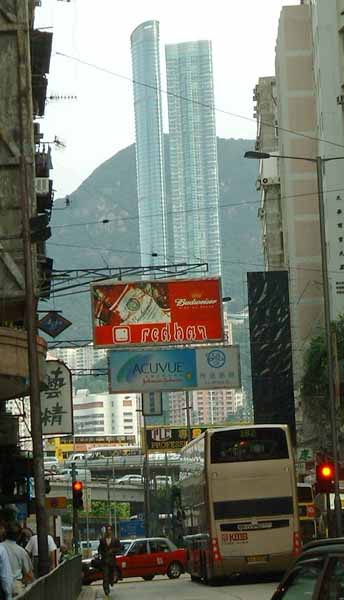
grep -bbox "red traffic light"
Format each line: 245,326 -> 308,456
316,462 -> 335,494
72,480 -> 83,492
320,465 -> 333,479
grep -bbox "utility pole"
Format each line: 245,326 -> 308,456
107,478 -> 112,525
185,392 -> 192,442
316,156 -> 342,536
17,1 -> 50,575
143,416 -> 151,537
71,463 -> 79,554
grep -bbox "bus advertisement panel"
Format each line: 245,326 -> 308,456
91,277 -> 223,348
179,425 -> 300,582
108,345 -> 241,393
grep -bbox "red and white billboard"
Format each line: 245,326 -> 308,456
91,277 -> 224,348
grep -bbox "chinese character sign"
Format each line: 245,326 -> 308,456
41,360 -> 73,435
91,277 -> 224,348
143,426 -> 208,452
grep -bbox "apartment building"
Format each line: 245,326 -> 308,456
51,344 -> 107,374
73,390 -> 140,442
167,314 -> 243,425
253,4 -> 323,401
305,0 -> 344,317
165,40 -> 221,275
130,21 -> 167,267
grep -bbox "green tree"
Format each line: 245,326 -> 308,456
301,314 -> 344,447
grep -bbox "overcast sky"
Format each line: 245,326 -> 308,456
36,0 -> 299,200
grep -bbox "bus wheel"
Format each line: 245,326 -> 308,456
167,561 -> 183,579
200,553 -> 209,584
191,574 -> 201,582
143,575 -> 154,581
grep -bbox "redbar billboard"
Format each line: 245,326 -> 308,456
91,278 -> 224,348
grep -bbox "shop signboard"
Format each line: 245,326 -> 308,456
91,277 -> 223,348
108,345 -> 241,393
143,425 -> 207,452
41,360 -> 73,436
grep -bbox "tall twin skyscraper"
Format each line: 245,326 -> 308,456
131,21 -> 221,276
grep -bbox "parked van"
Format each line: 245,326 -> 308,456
297,482 -> 317,543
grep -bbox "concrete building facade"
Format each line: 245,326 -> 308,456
305,0 -> 344,318
271,4 -> 323,394
254,76 -> 285,271
73,390 -> 140,442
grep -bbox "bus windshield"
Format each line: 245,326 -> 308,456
211,427 -> 289,463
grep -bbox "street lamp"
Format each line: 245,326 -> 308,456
245,150 -> 344,536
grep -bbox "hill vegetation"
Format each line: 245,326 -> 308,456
45,137 -> 263,397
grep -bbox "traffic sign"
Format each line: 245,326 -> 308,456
45,496 -> 67,510
38,311 -> 72,338
119,519 -> 145,538
297,448 -> 314,462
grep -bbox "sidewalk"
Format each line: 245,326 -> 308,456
77,586 -> 99,599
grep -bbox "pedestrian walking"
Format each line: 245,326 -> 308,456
17,527 -> 33,549
98,525 -> 121,599
0,544 -> 13,600
1,522 -> 33,597
25,532 -> 57,578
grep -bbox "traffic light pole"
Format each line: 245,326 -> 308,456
316,157 -> 342,536
71,463 -> 79,553
326,492 -> 331,538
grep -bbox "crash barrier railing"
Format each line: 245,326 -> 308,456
16,555 -> 81,600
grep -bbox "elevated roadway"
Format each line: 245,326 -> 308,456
48,480 -> 144,503
63,456 -> 180,480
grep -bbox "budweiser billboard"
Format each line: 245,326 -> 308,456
91,277 -> 224,348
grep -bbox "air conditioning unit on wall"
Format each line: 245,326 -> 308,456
35,178 -> 50,195
262,176 -> 280,187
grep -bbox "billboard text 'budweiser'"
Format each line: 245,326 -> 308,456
91,277 -> 224,348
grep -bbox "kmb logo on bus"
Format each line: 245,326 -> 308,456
221,532 -> 248,544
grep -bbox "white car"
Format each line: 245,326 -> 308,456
154,475 -> 172,487
116,474 -> 143,486
44,457 -> 59,472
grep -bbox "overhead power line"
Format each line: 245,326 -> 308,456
56,51 -> 344,151
49,186 -> 344,232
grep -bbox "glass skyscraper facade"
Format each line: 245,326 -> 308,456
165,41 -> 221,276
131,21 -> 167,267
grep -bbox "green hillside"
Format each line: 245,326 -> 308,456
44,137 -> 263,397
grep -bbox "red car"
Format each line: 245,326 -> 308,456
82,537 -> 186,584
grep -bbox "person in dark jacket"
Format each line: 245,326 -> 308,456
98,525 -> 121,598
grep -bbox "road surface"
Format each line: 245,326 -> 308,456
90,573 -> 278,599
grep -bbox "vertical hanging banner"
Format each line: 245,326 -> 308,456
41,360 -> 73,436
247,271 -> 296,441
91,277 -> 224,348
142,392 -> 163,416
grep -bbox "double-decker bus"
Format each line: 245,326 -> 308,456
179,424 -> 300,582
